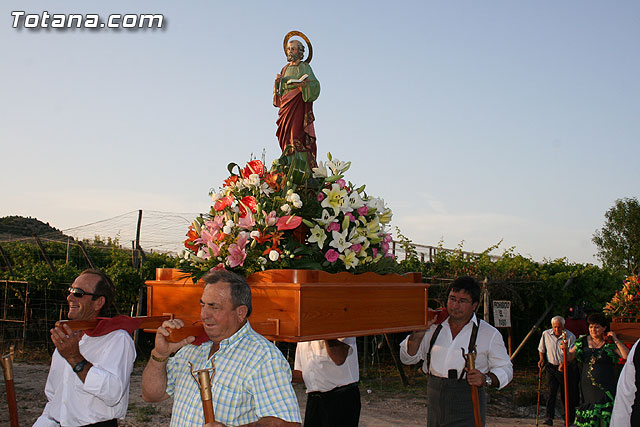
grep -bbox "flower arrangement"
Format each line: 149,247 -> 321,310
604,275 -> 640,319
179,153 -> 395,279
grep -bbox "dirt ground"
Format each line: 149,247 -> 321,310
1,362 -> 541,426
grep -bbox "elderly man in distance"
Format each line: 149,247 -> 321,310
538,315 -> 578,426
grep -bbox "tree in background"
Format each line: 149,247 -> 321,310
593,197 -> 640,274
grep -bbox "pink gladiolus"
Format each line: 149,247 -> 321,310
351,243 -> 362,253
372,248 -> 378,258
236,232 -> 249,250
226,243 -> 247,267
207,242 -> 221,257
327,222 -> 340,232
325,249 -> 339,263
337,179 -> 346,188
345,212 -> 356,222
265,210 -> 278,226
381,242 -> 390,254
238,211 -> 255,230
317,193 -> 324,201
357,206 -> 369,216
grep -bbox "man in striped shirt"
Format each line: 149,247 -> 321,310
141,270 -> 302,427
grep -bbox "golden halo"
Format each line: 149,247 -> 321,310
283,30 -> 313,63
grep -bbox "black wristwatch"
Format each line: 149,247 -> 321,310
73,359 -> 88,373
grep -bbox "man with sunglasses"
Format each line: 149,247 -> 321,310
34,269 -> 136,427
399,276 -> 513,426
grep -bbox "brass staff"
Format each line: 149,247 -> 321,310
190,361 -> 216,423
462,346 -> 482,427
561,330 -> 570,427
1,346 -> 19,427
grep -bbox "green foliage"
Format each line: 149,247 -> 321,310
593,197 -> 640,274
0,238 -> 179,313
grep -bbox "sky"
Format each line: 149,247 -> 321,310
1,1 -> 639,264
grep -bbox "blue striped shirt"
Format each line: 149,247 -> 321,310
166,321 -> 301,426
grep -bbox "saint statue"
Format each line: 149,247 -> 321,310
273,32 -> 320,172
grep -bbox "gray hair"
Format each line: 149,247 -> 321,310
551,315 -> 565,326
201,270 -> 252,317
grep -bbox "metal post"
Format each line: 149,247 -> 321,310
510,277 -> 574,361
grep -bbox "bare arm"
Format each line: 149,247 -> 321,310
324,340 -> 350,366
538,351 -> 546,369
609,332 -> 630,359
404,330 -> 426,356
291,369 -> 303,383
142,319 -> 195,402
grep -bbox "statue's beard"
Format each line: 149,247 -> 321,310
287,52 -> 303,62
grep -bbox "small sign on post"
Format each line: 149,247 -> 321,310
492,300 -> 511,328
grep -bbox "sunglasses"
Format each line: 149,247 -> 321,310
67,287 -> 100,298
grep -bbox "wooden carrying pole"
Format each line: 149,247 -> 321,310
1,347 -> 19,427
562,331 -> 570,427
56,315 -> 171,331
462,347 -> 482,427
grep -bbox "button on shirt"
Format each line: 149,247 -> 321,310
399,314 -> 513,390
294,338 -> 359,393
538,328 -> 576,366
33,329 -> 136,427
166,321 -> 301,427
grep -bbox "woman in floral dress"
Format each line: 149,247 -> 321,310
565,313 -> 629,426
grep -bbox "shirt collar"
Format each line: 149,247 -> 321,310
444,313 -> 479,330
218,320 -> 252,351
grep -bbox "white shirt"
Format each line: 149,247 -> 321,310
538,328 -> 576,366
33,329 -> 136,427
294,338 -> 359,393
399,314 -> 513,390
611,339 -> 640,427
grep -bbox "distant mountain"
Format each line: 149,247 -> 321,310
0,216 -> 68,240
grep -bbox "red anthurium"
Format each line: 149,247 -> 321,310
214,195 -> 234,211
276,216 -> 302,231
241,160 -> 264,178
238,196 -> 258,217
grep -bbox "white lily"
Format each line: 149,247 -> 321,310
339,249 -> 359,269
308,224 -> 328,249
329,228 -> 352,253
321,184 -> 347,216
314,209 -> 336,226
346,190 -> 365,211
312,161 -> 328,178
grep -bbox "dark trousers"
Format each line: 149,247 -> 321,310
303,382 -> 361,427
427,375 -> 486,427
83,419 -> 118,427
545,363 -> 577,422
